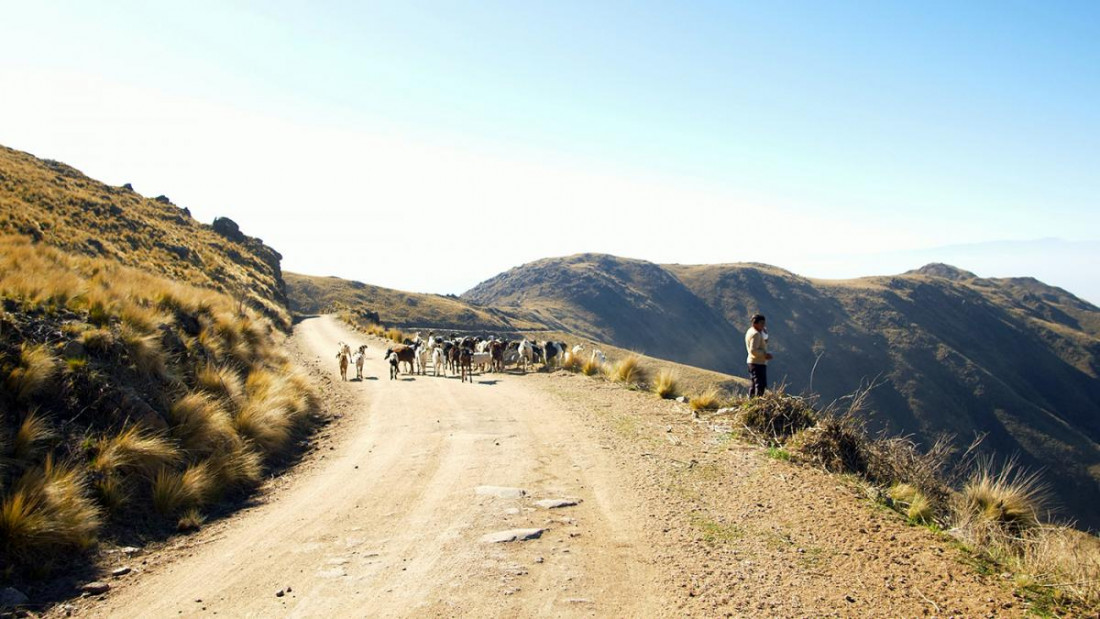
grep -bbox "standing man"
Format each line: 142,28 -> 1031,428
745,314 -> 773,397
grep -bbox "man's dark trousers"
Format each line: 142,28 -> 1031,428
748,363 -> 767,397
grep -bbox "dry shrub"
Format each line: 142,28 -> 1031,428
609,355 -> 648,386
653,369 -> 680,399
92,426 -> 181,478
787,413 -> 868,475
385,327 -> 406,343
581,358 -> 604,377
168,392 -> 237,454
13,410 -> 54,462
7,343 -> 61,401
733,391 -> 817,446
0,457 -> 101,558
689,388 -> 722,412
120,324 -> 166,378
865,434 -> 954,513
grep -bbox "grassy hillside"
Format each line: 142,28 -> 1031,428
460,254 -> 1100,530
0,236 -> 319,580
284,272 -> 551,333
0,145 -> 289,328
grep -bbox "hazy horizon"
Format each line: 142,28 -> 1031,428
2,2 -> 1097,303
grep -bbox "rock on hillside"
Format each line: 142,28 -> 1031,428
0,145 -> 288,325
463,254 -> 744,374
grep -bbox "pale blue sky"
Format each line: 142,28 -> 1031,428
2,2 -> 1098,301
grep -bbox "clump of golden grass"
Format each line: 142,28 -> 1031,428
80,327 -> 115,353
385,327 -> 406,343
168,392 -> 236,454
195,363 -> 245,407
0,457 -> 102,558
177,508 -> 206,532
653,369 -> 680,399
608,355 -> 648,387
7,343 -> 61,401
152,462 -> 214,515
888,483 -> 933,524
956,457 -> 1047,534
207,443 -> 263,490
120,324 -> 166,378
91,426 -> 182,478
689,388 -> 722,412
13,410 -> 54,462
581,357 -> 604,377
733,391 -> 818,447
93,474 -> 127,512
233,402 -> 293,455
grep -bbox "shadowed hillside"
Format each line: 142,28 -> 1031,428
462,254 -> 1100,530
0,145 -> 288,327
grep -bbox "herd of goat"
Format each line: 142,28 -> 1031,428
335,332 -> 608,383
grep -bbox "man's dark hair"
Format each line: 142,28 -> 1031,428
751,314 -> 766,324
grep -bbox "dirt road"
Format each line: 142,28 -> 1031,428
88,316 -> 663,617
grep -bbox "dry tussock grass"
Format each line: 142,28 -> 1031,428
13,410 -> 54,462
169,392 -> 237,454
7,343 -> 61,402
689,388 -> 722,412
956,457 -> 1048,535
581,358 -> 604,377
609,355 -> 648,386
91,426 -> 182,478
196,363 -> 245,407
653,369 -> 680,399
0,457 -> 101,559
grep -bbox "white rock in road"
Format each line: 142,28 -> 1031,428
480,528 -> 546,544
535,499 -> 579,509
476,486 -> 526,499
